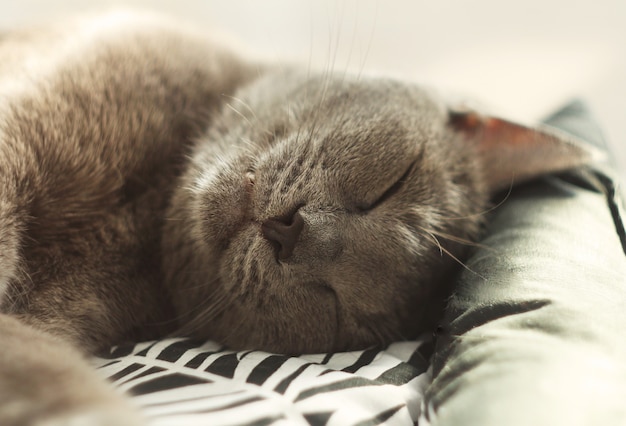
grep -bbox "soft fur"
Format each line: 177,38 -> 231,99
0,11 -> 593,425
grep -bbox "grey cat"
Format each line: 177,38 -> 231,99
0,11 -> 595,426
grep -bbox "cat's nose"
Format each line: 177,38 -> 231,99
261,210 -> 305,261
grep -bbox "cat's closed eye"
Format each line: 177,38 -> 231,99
356,160 -> 417,212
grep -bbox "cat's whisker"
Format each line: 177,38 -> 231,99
442,185 -> 513,221
163,217 -> 186,223
421,228 -> 444,257
170,272 -> 222,294
426,229 -> 494,253
365,321 -> 400,349
437,243 -> 481,278
187,303 -> 227,332
418,227 -> 485,279
174,287 -> 233,337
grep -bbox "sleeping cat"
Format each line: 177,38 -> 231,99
0,11 -> 595,426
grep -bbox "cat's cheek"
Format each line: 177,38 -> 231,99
217,225 -> 272,293
322,236 -> 428,346
188,160 -> 254,247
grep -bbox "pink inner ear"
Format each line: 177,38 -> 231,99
450,111 -> 599,193
481,117 -> 538,151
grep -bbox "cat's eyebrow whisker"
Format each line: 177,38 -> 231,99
238,137 -> 258,153
357,0 -> 378,80
322,1 -> 341,86
221,94 -> 259,123
225,102 -> 255,128
338,0 -> 359,84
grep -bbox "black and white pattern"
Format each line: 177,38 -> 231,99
93,337 -> 433,425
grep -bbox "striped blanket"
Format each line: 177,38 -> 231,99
93,337 -> 432,425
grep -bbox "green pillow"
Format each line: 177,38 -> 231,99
425,101 -> 626,425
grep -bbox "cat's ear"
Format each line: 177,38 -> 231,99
448,109 -> 604,192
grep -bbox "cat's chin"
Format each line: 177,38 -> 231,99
188,279 -> 343,355
185,267 -> 407,354
187,217 -> 423,354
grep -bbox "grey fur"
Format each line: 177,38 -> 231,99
0,11 -> 594,425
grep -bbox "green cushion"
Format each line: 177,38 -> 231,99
425,101 -> 626,425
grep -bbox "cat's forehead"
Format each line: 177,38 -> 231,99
289,73 -> 444,152
236,72 -> 450,208
289,72 -> 444,121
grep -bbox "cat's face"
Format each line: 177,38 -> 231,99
163,70 -> 488,353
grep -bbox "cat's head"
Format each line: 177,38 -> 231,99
163,69 -> 596,354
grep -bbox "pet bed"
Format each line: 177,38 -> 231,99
94,100 -> 626,425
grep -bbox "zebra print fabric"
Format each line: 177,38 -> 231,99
93,337 -> 433,425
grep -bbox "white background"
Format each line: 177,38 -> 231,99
3,0 -> 625,171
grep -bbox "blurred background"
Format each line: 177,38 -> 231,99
3,0 -> 625,172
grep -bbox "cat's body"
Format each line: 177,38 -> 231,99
0,12 -> 257,352
0,11 -> 594,425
